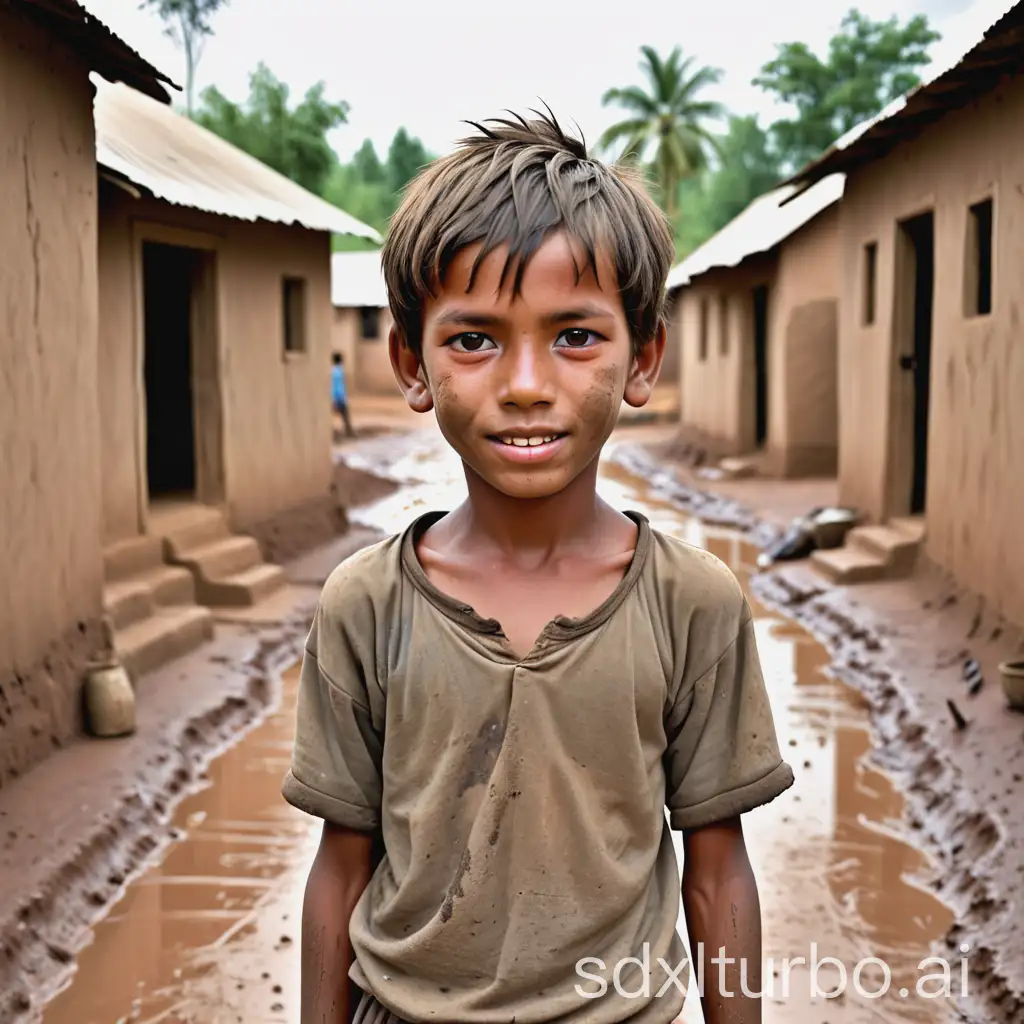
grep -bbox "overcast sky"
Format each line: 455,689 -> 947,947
83,0 -> 1009,161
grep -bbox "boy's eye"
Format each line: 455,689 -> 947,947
555,328 -> 598,348
448,332 -> 496,353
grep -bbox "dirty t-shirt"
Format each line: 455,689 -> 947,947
282,510 -> 794,1023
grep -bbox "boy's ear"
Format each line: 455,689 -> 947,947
389,325 -> 433,413
622,319 -> 666,409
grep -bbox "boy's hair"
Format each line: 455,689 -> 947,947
332,352 -> 342,365
381,109 -> 675,359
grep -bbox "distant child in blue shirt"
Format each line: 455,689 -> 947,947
332,352 -> 355,439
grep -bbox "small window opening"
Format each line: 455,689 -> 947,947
718,294 -> 729,356
360,306 -> 381,340
282,277 -> 307,353
698,297 -> 709,362
863,242 -> 877,325
965,198 -> 993,317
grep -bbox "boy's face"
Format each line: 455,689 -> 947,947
391,231 -> 664,500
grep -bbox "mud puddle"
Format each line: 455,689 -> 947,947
39,432 -> 959,1023
39,665 -> 314,1024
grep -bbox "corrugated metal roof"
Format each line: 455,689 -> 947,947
331,251 -> 388,308
787,0 -> 1024,189
666,173 -> 845,291
9,0 -> 176,101
94,78 -> 382,241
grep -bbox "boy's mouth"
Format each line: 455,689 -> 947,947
489,432 -> 567,448
485,431 -> 569,462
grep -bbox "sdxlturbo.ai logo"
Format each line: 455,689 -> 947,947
575,943 -> 973,1001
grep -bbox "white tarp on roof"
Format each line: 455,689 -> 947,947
666,173 -> 845,291
331,251 -> 388,308
93,78 -> 381,241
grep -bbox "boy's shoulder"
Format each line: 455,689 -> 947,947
318,529 -> 405,619
641,525 -> 751,672
646,525 -> 747,615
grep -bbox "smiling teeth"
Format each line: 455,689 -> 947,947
500,435 -> 558,447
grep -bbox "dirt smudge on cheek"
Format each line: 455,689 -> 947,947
580,364 -> 623,443
433,372 -> 477,443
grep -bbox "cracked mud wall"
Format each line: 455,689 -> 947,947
98,194 -> 334,542
0,5 -> 105,778
836,72 -> 1024,625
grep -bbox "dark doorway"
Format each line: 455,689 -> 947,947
143,241 -> 196,499
752,284 -> 769,447
899,213 -> 934,514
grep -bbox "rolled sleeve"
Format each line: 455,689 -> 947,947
281,581 -> 383,831
665,608 -> 794,831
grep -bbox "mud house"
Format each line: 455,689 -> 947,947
666,175 -> 844,478
0,0 -> 173,788
330,250 -> 396,396
785,1 -> 1024,626
93,78 -> 379,660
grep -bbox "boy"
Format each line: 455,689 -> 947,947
283,111 -> 794,1024
332,351 -> 355,438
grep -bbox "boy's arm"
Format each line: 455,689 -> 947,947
682,816 -> 762,1024
282,565 -> 386,1024
663,591 -> 794,1022
301,822 -> 375,1024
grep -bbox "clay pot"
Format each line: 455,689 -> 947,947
998,660 -> 1024,711
84,660 -> 136,737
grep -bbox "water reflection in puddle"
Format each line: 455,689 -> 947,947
42,433 -> 957,1024
40,665 -> 316,1024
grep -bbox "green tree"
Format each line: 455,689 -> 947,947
600,45 -> 725,219
351,139 -> 387,185
140,0 -> 228,115
323,128 -> 435,250
386,128 -> 431,194
755,8 -> 940,171
673,115 -> 782,254
195,63 -> 349,195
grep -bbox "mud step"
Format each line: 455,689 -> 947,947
115,605 -> 214,681
156,505 -> 230,560
848,524 -> 922,576
197,563 -> 288,607
889,516 -> 927,542
175,536 -> 262,582
811,547 -> 889,585
103,580 -> 155,631
134,563 -> 197,606
103,535 -> 164,582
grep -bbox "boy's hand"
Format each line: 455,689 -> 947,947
681,816 -> 763,1024
301,822 -> 375,1024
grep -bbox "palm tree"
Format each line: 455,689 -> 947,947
600,46 -> 726,220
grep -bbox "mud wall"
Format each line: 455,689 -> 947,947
660,289 -> 682,392
673,213 -> 840,477
836,72 -> 1024,625
676,258 -> 775,456
770,206 -> 841,477
0,8 -> 105,763
331,306 -> 398,396
98,193 -> 335,541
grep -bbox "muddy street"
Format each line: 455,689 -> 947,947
39,426 -> 961,1024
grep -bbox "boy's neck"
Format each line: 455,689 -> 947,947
452,457 -> 612,558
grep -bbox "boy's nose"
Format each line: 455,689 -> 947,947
499,345 -> 556,408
